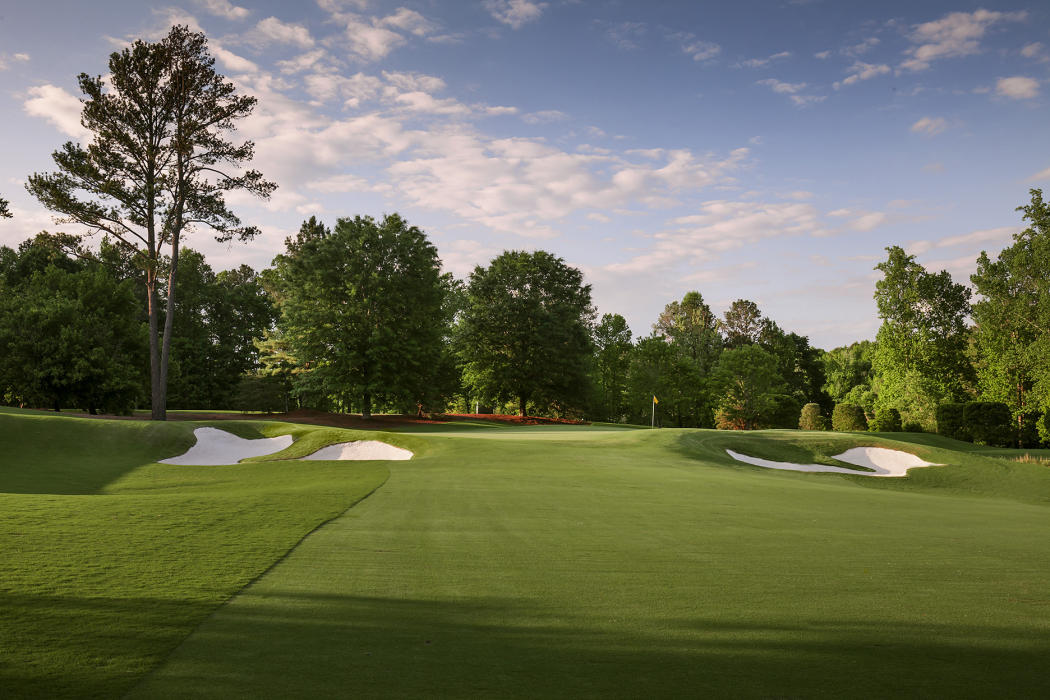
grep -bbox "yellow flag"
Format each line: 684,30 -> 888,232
653,395 -> 659,404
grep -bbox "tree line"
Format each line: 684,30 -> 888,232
1,24 -> 1047,445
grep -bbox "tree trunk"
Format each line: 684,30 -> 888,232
158,231 -> 182,421
147,269 -> 165,420
519,393 -> 527,418
362,389 -> 372,420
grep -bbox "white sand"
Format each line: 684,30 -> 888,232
300,441 -> 413,461
160,427 -> 293,466
726,446 -> 941,478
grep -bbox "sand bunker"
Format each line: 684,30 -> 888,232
160,427 -> 293,466
300,441 -> 413,461
726,446 -> 941,478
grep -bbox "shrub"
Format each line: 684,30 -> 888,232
902,421 -> 924,433
714,408 -> 747,430
798,403 -> 825,431
234,375 -> 291,414
935,403 -> 968,441
832,403 -> 868,432
869,407 -> 902,432
964,401 -> 1013,447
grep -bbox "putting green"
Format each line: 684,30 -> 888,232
128,427 -> 1050,698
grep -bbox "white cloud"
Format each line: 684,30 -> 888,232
907,226 -> 1017,256
789,94 -> 826,107
826,208 -> 888,232
318,5 -> 439,61
1028,166 -> 1050,181
381,8 -> 437,36
739,51 -> 791,68
195,0 -> 250,20
1021,42 -> 1045,59
438,238 -> 503,278
683,40 -> 722,62
843,37 -> 879,56
484,0 -> 547,30
995,76 -> 1039,100
13,53 -> 30,62
382,71 -> 446,94
833,61 -> 891,89
244,17 -> 315,48
901,9 -> 1027,71
23,85 -> 89,140
394,91 -> 472,116
606,200 -> 825,274
757,78 -> 806,94
276,49 -> 328,74
212,44 -> 258,73
814,50 -> 831,60
603,21 -> 647,50
521,110 -> 568,124
910,116 -> 948,136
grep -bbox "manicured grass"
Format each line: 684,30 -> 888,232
0,409 -> 392,698
132,426 -> 1050,698
6,410 -> 1050,697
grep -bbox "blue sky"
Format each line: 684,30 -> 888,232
1,0 -> 1048,348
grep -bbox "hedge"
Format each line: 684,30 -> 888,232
963,401 -> 1013,447
869,407 -> 902,432
798,403 -> 824,431
935,403 -> 969,442
832,403 -> 867,432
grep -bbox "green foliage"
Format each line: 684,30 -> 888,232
767,393 -> 801,429
936,403 -> 969,442
0,195 -> 10,218
964,401 -> 1013,447
458,250 -> 595,417
971,189 -> 1050,432
902,421 -> 925,433
273,214 -> 453,418
165,250 -> 276,408
1040,411 -> 1050,445
710,344 -> 785,430
831,403 -> 868,432
720,299 -> 763,348
591,313 -> 633,422
1018,411 -> 1044,449
798,402 -> 825,430
645,291 -> 723,427
870,407 -> 903,432
872,246 -> 974,429
823,341 -> 875,406
233,375 -> 291,413
25,25 -> 274,419
0,241 -> 145,413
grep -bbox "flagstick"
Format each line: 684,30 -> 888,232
651,396 -> 655,429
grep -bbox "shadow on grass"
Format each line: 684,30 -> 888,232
0,414 -> 280,495
130,591 -> 1050,699
0,592 -> 215,699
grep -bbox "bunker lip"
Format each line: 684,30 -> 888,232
299,441 -> 413,461
726,446 -> 942,478
160,427 -> 293,465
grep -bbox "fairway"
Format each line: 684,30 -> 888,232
5,411 -> 1050,698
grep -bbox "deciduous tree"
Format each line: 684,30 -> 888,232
272,214 -> 451,419
458,250 -> 594,417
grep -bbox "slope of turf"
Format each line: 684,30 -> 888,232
0,409 -> 395,698
130,425 -> 1050,698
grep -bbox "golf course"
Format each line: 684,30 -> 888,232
4,407 -> 1050,698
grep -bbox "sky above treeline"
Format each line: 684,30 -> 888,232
1,0 -> 1048,348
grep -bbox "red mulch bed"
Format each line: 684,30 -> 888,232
22,407 -> 586,427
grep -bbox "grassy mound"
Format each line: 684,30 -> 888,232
0,408 -> 391,698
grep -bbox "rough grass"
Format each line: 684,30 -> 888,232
0,408 -> 390,698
